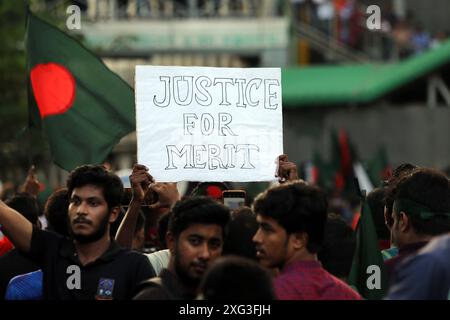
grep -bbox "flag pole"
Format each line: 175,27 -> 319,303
24,2 -> 33,170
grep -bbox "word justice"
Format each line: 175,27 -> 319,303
152,75 -> 280,109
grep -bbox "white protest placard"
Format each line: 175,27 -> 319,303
135,66 -> 283,182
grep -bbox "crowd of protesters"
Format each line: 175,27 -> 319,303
291,0 -> 449,61
0,154 -> 449,300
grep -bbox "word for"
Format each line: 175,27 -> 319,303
165,144 -> 259,170
183,113 -> 236,136
152,76 -> 280,109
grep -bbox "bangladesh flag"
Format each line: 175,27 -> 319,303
26,12 -> 135,171
348,195 -> 388,299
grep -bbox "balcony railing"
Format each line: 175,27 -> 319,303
35,0 -> 285,20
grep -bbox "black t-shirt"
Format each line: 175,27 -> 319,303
133,269 -> 197,300
25,227 -> 155,300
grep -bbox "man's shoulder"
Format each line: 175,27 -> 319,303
145,249 -> 170,274
322,273 -> 362,300
113,248 -> 155,272
133,276 -> 171,300
274,270 -> 295,285
273,268 -> 312,298
32,227 -> 65,243
117,247 -> 148,259
114,247 -> 156,281
401,236 -> 450,276
145,249 -> 171,261
29,227 -> 67,256
275,265 -> 361,300
420,235 -> 450,261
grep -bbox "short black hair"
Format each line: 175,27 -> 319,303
392,163 -> 418,180
252,181 -> 328,254
223,207 -> 258,260
5,192 -> 40,225
168,196 -> 230,238
387,168 -> 450,236
66,164 -> 123,209
318,214 -> 356,279
44,188 -> 70,236
384,163 -> 418,222
199,255 -> 275,300
367,188 -> 390,240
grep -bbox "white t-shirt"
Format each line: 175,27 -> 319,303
146,249 -> 171,276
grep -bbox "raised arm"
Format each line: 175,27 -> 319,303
19,165 -> 40,198
115,164 -> 153,248
148,182 -> 180,211
0,199 -> 33,252
115,172 -> 180,248
276,154 -> 299,183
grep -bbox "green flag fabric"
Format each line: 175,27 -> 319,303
26,12 -> 135,171
366,147 -> 392,188
330,129 -> 358,196
348,195 -> 388,299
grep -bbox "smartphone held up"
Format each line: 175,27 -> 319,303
222,190 -> 246,210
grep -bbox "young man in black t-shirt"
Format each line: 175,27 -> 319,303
133,196 -> 230,300
0,165 -> 155,300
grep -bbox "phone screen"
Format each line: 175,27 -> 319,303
222,190 -> 246,209
224,197 -> 246,209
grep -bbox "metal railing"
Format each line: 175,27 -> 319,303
34,0 -> 285,20
293,19 -> 372,63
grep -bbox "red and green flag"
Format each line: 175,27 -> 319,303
330,129 -> 357,195
310,151 -> 335,191
348,194 -> 388,299
26,11 -> 135,171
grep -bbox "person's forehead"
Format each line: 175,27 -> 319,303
71,184 -> 105,199
181,223 -> 223,239
256,214 -> 280,227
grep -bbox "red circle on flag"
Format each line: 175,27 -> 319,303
30,63 -> 76,118
206,185 -> 223,200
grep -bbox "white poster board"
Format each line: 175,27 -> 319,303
135,66 -> 283,182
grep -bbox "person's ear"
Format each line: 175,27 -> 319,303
398,211 -> 410,232
384,206 -> 391,230
290,232 -> 308,250
166,231 -> 176,254
109,207 -> 121,223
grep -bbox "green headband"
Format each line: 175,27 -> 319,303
393,198 -> 450,220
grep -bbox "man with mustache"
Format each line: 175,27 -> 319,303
252,181 -> 361,300
0,165 -> 155,299
133,196 -> 230,299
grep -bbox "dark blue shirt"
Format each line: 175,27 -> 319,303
387,234 -> 450,300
